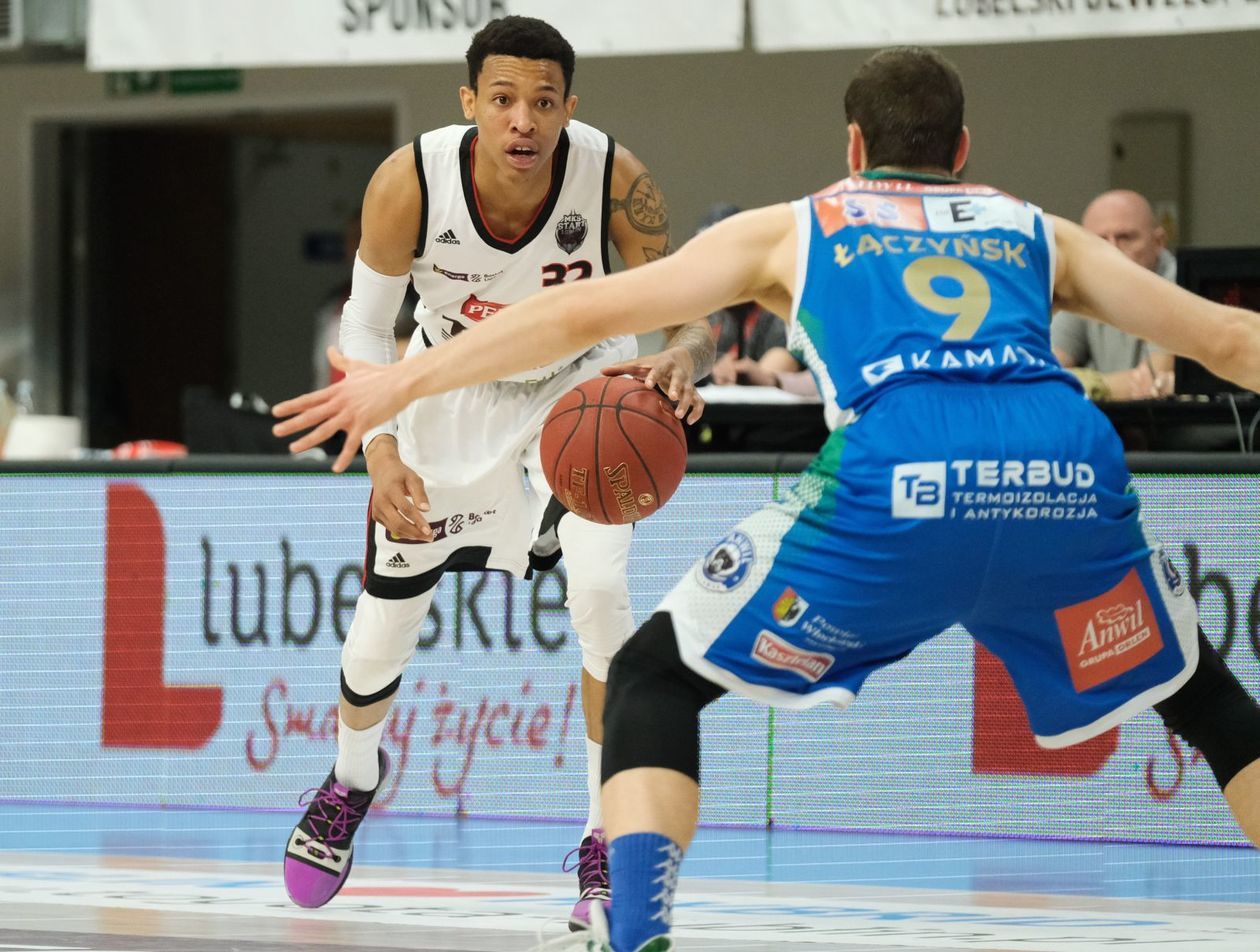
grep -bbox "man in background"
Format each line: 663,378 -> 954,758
1052,189 -> 1176,400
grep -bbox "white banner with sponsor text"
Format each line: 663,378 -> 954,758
87,0 -> 745,71
0,473 -> 770,826
0,470 -> 1257,845
752,0 -> 1260,51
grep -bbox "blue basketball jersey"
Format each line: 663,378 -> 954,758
789,172 -> 1078,421
657,172 -> 1198,742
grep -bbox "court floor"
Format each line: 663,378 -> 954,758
1,803 -> 1259,951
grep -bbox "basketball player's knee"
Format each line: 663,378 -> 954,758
1155,631 -> 1260,789
340,633 -> 411,706
602,612 -> 725,784
339,594 -> 429,706
567,582 -> 633,682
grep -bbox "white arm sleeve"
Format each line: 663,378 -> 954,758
339,253 -> 411,449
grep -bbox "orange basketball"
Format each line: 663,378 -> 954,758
540,376 -> 687,525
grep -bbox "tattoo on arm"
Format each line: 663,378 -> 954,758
611,172 -> 670,236
643,237 -> 674,262
664,322 -> 717,380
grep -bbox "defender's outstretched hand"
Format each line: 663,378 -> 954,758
272,347 -> 409,472
602,346 -> 706,424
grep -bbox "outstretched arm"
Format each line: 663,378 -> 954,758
1052,215 -> 1260,391
604,145 -> 715,421
275,205 -> 796,471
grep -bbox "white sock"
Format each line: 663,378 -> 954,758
334,715 -> 387,792
584,736 -> 604,838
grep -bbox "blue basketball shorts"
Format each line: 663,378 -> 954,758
659,380 -> 1198,747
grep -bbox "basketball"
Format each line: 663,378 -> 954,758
540,376 -> 687,525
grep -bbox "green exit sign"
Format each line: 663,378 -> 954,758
106,69 -> 242,97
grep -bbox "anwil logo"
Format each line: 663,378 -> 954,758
1080,602 -> 1150,659
602,462 -> 641,523
752,630 -> 835,683
1054,567 -> 1164,693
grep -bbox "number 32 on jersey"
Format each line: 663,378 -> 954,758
541,260 -> 593,287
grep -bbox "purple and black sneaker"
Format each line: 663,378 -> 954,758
563,828 -> 610,931
283,749 -> 388,909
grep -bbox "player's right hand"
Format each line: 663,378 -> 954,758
365,438 -> 431,541
273,347 -> 415,472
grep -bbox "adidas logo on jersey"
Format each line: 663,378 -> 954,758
435,229 -> 460,245
385,552 -> 410,570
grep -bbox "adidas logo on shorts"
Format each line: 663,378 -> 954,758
385,552 -> 410,570
435,229 -> 460,245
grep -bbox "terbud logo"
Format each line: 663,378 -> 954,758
893,458 -> 1097,520
892,462 -> 945,518
950,459 -> 1094,489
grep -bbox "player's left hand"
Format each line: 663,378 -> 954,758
272,347 -> 409,472
602,347 -> 705,424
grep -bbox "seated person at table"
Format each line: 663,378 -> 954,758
699,203 -> 818,398
1051,189 -> 1176,401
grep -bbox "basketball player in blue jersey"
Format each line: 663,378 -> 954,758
278,16 -> 714,928
276,47 -> 1260,952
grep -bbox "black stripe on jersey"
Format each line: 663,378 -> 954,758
459,126 -> 571,253
600,134 -> 615,276
413,134 -> 430,259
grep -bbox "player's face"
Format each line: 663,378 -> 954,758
460,56 -> 577,177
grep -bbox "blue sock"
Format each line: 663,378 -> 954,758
608,832 -> 683,951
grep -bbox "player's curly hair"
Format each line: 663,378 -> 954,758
844,46 -> 965,173
465,16 -> 576,96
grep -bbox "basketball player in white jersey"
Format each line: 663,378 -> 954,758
281,16 -> 714,926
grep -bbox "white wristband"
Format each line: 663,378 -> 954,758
339,254 -> 411,450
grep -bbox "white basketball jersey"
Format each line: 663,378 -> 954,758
409,119 -> 628,383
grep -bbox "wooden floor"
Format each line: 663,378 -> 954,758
1,852 -> 1258,952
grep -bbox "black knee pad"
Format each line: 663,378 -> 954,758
1155,630 -> 1260,790
340,670 -> 401,708
602,612 -> 726,785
